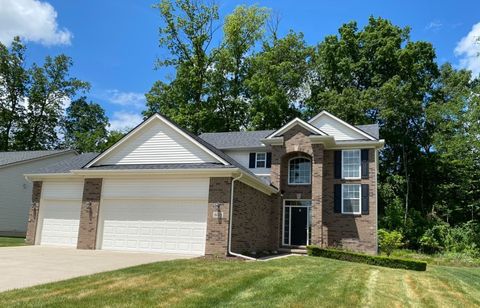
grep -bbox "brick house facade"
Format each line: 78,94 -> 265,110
25,111 -> 382,256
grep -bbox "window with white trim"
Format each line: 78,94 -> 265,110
255,152 -> 266,168
342,149 -> 361,179
288,157 -> 311,185
342,184 -> 361,214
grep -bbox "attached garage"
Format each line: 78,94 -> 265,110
97,177 -> 209,255
36,181 -> 83,246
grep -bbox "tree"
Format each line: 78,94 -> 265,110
246,31 -> 312,129
0,37 -> 28,151
145,0 -> 220,134
207,5 -> 269,131
306,17 -> 438,228
63,97 -> 109,152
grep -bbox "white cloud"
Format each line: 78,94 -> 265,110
106,89 -> 146,109
0,0 -> 72,46
455,22 -> 480,77
425,21 -> 442,31
109,111 -> 143,131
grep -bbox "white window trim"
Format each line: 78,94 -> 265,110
255,152 -> 267,168
341,184 -> 362,215
287,157 -> 312,185
341,149 -> 361,180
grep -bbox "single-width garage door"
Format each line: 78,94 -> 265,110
36,181 -> 83,246
98,178 -> 209,255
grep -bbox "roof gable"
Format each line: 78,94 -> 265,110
266,118 -> 327,139
86,114 -> 228,167
308,111 -> 376,141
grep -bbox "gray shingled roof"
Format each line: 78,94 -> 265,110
356,124 -> 380,139
88,163 -> 234,170
199,130 -> 275,149
0,150 -> 74,167
199,124 -> 379,149
31,153 -> 98,174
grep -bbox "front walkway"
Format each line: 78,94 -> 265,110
0,246 -> 194,292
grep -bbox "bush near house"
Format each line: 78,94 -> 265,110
307,246 -> 427,271
378,229 -> 404,256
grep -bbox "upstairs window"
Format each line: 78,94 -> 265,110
256,152 -> 266,168
288,157 -> 311,185
342,149 -> 361,179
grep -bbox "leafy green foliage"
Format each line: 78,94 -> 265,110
307,246 -> 427,271
63,97 -> 109,153
0,37 -> 91,151
378,229 -> 404,256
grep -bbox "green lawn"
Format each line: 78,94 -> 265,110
0,236 -> 26,247
1,256 -> 479,307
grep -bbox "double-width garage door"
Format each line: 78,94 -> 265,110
37,181 -> 83,246
97,178 -> 209,255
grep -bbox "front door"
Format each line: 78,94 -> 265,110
283,200 -> 311,246
290,207 -> 308,245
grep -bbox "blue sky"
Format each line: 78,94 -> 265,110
1,0 -> 479,130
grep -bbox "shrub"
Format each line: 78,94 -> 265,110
307,246 -> 427,271
378,229 -> 404,256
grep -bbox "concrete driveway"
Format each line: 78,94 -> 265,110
0,246 -> 195,292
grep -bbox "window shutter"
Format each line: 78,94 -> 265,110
334,150 -> 342,179
361,184 -> 369,215
334,184 -> 342,213
266,152 -> 272,168
361,149 -> 369,179
249,153 -> 256,168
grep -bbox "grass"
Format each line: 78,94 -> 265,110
1,256 -> 479,307
386,249 -> 480,267
0,236 -> 26,247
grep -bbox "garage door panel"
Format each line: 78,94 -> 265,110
39,200 -> 81,247
99,198 -> 208,255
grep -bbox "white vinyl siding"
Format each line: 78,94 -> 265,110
96,120 -> 218,165
101,178 -> 209,200
98,177 -> 209,255
223,150 -> 270,176
0,152 -> 76,234
36,180 -> 83,246
310,115 -> 366,140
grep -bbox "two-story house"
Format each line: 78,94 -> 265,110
25,111 -> 383,256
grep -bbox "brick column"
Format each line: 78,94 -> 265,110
310,143 -> 324,246
25,181 -> 42,245
77,178 -> 102,249
205,177 -> 232,256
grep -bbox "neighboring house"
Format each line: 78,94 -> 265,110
25,111 -> 384,256
0,150 -> 77,236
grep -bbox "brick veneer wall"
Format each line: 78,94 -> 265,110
230,181 -> 277,254
322,149 -> 377,254
25,181 -> 42,245
270,125 -> 324,247
205,177 -> 232,255
77,178 -> 102,249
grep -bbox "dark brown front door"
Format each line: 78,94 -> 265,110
290,207 -> 308,245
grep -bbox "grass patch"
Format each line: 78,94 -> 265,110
385,249 -> 480,267
0,236 -> 26,247
307,246 -> 427,271
0,256 -> 479,307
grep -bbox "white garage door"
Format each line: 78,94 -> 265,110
98,178 -> 209,255
37,181 -> 83,246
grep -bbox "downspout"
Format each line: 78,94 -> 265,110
227,172 -> 256,260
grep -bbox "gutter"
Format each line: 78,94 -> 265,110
227,173 -> 256,260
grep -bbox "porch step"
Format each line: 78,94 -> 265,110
278,247 -> 307,255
